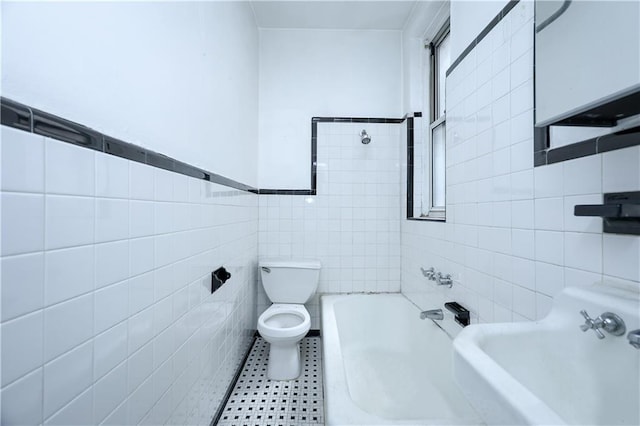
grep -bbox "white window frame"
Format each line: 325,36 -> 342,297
428,117 -> 446,216
422,21 -> 449,220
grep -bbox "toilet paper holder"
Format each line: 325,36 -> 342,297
211,266 -> 231,293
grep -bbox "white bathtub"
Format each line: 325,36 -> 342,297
321,293 -> 482,426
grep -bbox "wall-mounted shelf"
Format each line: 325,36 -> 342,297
554,90 -> 640,127
445,302 -> 470,327
574,191 -> 640,235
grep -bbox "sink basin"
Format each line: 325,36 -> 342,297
453,282 -> 640,425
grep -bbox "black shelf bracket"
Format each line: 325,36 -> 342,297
574,191 -> 640,235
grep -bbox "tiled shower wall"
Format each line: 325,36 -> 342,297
258,122 -> 402,328
0,126 -> 258,425
401,2 -> 640,323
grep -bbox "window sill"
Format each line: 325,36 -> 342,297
406,215 -> 446,222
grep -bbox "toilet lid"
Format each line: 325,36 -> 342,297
259,258 -> 321,269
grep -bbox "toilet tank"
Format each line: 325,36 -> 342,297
259,258 -> 321,304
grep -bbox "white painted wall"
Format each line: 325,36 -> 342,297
450,0 -> 508,59
258,29 -> 402,189
1,1 -> 259,187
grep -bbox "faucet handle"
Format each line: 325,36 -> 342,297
420,267 -> 436,280
435,272 -> 453,288
580,310 -> 605,339
580,309 -> 593,331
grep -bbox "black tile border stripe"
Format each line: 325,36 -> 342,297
1,96 -> 256,193
406,117 -> 415,218
1,97 -> 423,195
104,136 -> 147,164
258,189 -> 316,195
210,334 -> 257,426
32,108 -> 103,150
446,0 -> 520,77
598,127 -> 640,153
280,114 -> 419,196
533,125 -> 549,167
311,120 -> 318,193
535,125 -> 640,166
1,97 -> 32,132
545,138 -> 597,164
312,116 -> 406,124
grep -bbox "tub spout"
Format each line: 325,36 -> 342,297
420,309 -> 444,320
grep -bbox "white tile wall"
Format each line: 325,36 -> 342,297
1,369 -> 44,425
0,126 -> 258,426
258,122 -> 402,328
45,138 -> 96,196
401,1 -> 640,324
1,252 -> 45,321
45,195 -> 95,249
1,311 -> 44,387
1,192 -> 45,256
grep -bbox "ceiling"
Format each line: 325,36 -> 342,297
250,1 -> 419,30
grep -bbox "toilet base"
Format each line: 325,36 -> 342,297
267,342 -> 302,380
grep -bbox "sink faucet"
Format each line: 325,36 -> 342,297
579,310 -> 626,339
420,309 -> 444,320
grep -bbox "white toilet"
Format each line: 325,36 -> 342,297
258,258 -> 321,380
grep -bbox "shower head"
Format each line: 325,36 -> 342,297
360,129 -> 371,144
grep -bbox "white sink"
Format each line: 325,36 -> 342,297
453,282 -> 640,425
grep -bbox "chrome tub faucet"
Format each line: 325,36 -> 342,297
628,329 -> 640,349
420,309 -> 444,320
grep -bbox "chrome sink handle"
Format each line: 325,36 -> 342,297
599,312 -> 627,336
580,310 -> 626,339
580,310 -> 605,339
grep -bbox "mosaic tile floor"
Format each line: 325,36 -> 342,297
217,337 -> 324,426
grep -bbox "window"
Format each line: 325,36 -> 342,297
427,23 -> 450,218
407,19 -> 450,220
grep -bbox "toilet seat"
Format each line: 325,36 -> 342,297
258,304 -> 310,341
